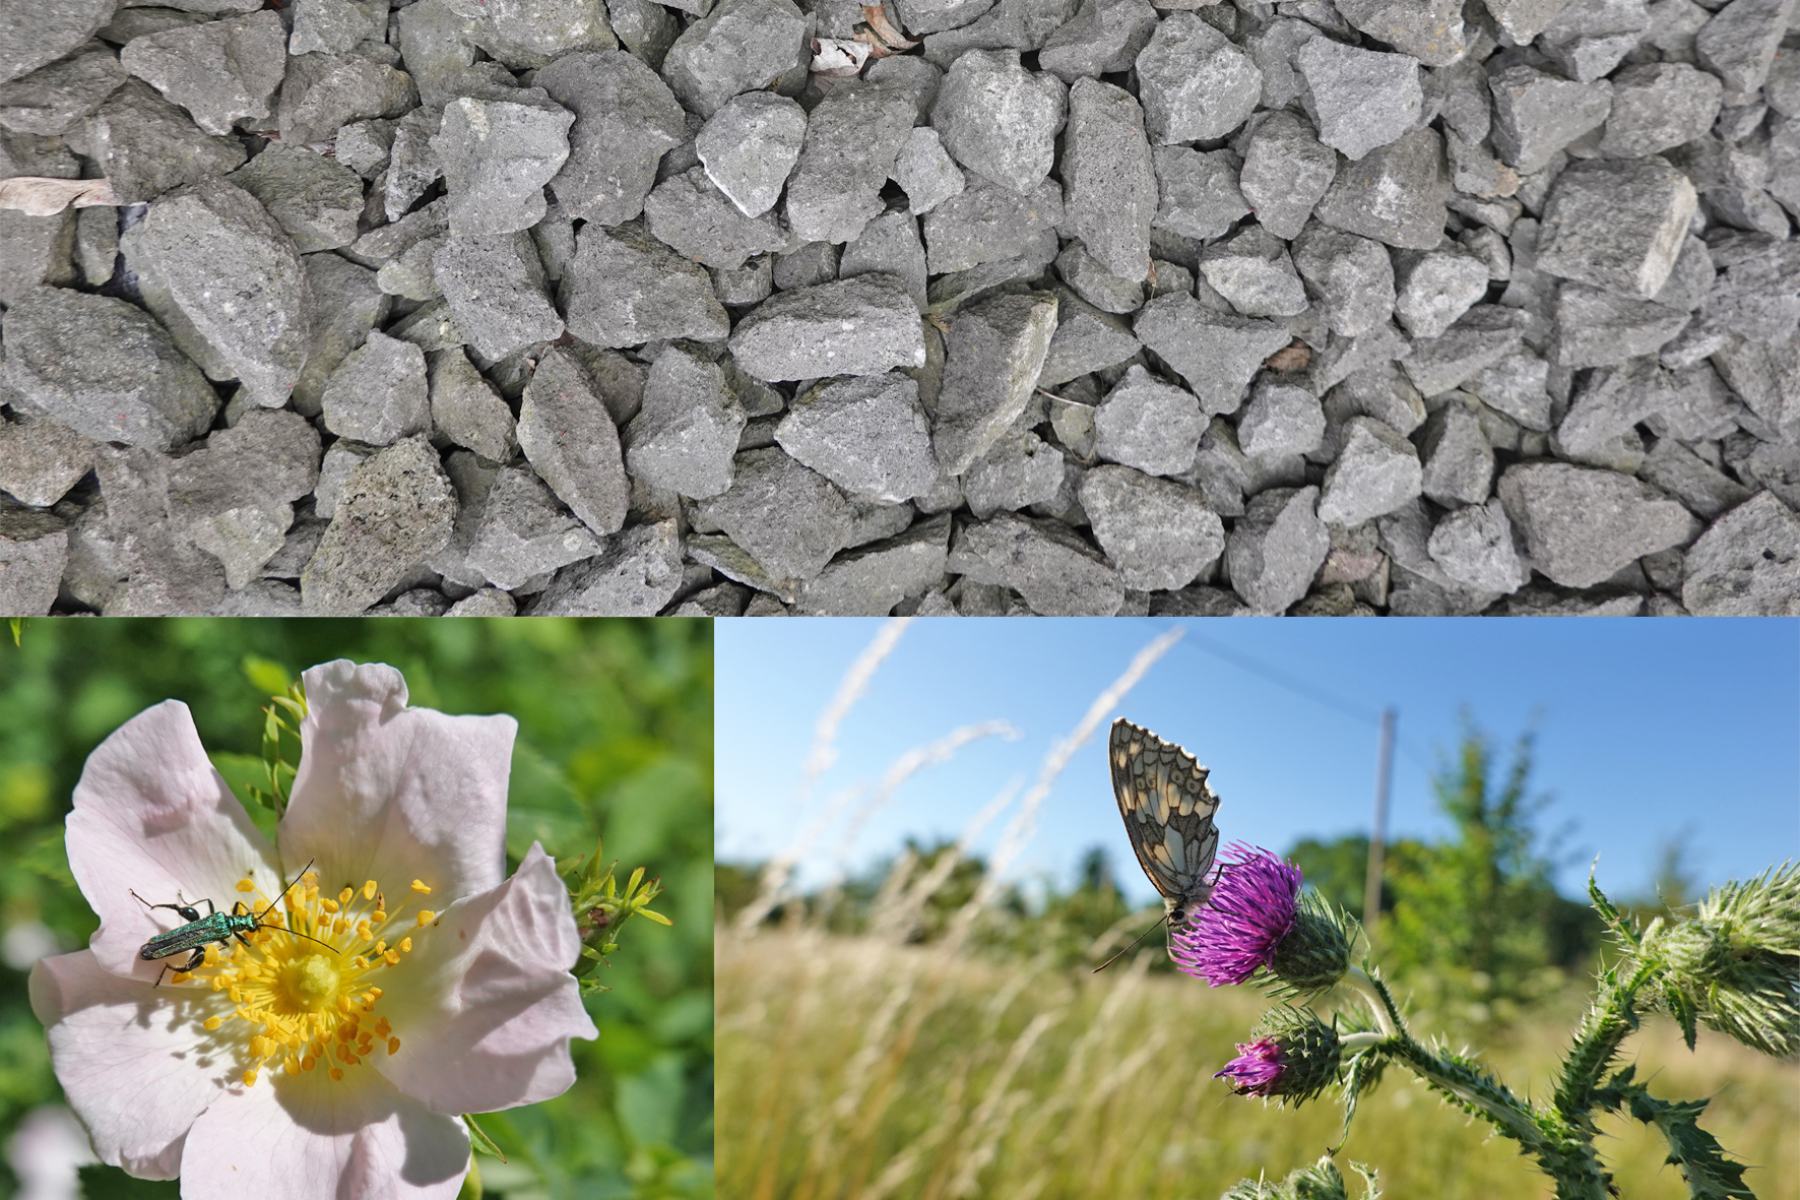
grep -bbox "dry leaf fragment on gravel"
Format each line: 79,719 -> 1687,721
0,176 -> 120,215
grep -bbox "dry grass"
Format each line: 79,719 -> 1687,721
717,928 -> 1800,1200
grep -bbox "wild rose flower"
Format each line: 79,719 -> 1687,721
29,660 -> 597,1198
1214,1007 -> 1342,1105
1172,842 -> 1352,995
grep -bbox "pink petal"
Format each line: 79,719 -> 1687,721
27,950 -> 224,1179
280,661 -> 517,905
64,700 -> 281,984
180,1067 -> 468,1200
374,844 -> 597,1114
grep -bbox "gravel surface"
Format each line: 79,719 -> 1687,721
2,0 -> 1799,615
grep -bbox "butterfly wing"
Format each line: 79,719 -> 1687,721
1109,719 -> 1221,917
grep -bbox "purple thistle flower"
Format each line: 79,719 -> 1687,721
1215,1037 -> 1285,1096
1171,842 -> 1303,986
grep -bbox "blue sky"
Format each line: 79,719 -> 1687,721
716,619 -> 1800,905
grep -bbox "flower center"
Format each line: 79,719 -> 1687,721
175,869 -> 439,1088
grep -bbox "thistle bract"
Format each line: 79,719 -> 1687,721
1215,1006 -> 1341,1105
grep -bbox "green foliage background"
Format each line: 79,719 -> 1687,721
0,619 -> 713,1200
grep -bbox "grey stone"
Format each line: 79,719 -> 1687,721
432,232 -> 564,360
607,0 -> 679,70
392,0 -> 480,108
776,372 -> 938,502
1536,0 -> 1650,82
1639,436 -> 1751,520
1395,250 -> 1491,341
891,127 -> 965,216
1313,128 -> 1450,251
693,90 -> 804,220
431,94 -> 573,238
376,233 -> 447,301
301,434 -> 457,614
1496,460 -> 1699,587
645,165 -> 793,270
1426,497 -> 1529,592
1060,78 -> 1155,283
840,210 -> 929,312
919,0 -> 1082,66
561,220 -> 730,348
368,588 -> 453,618
773,241 -> 839,292
0,417 -> 95,507
793,513 -> 953,616
87,79 -> 247,203
1534,157 -> 1697,299
538,49 -> 686,226
428,347 -> 516,462
923,173 -> 1062,274
1151,146 -> 1250,242
438,458 -> 603,591
1243,17 -> 1318,112
624,345 -> 746,498
697,446 -> 854,580
440,0 -> 617,70
445,587 -> 517,615
787,84 -> 918,244
1079,463 -> 1223,590
1037,289 -> 1139,387
277,52 -> 417,147
1680,489 -> 1800,613
0,286 -> 216,450
1465,347 -> 1551,430
189,501 -> 293,590
1333,0 -> 1468,67
946,510 -> 1123,614
931,49 -> 1065,195
1551,283 -> 1690,369
1294,37 -> 1420,163
1199,226 -> 1308,318
1487,66 -> 1613,176
712,256 -> 774,307
1317,415 -> 1423,527
380,106 -> 442,224
1600,63 -> 1723,158
896,0 -> 996,35
1038,0 -> 1157,84
1237,111 -> 1338,242
90,444 -> 227,615
314,441 -> 375,520
1224,484 -> 1328,614
730,274 -> 926,382
1052,241 -> 1140,313
1291,224 -> 1395,337
343,194 -> 448,269
1091,363 -> 1201,475
1399,305 -> 1526,398
319,330 -> 429,445
1135,13 -> 1260,145
528,519 -> 683,613
293,252 -> 389,414
118,178 -> 308,409
0,523 -> 68,616
1418,397 -> 1494,506
1696,0 -> 1795,106
0,0 -> 117,87
932,290 -> 1058,474
226,145 -> 362,253
1238,379 -> 1325,459
0,45 -> 126,135
961,430 -> 1065,517
864,55 -> 945,122
518,345 -> 630,535
119,9 -> 284,136
289,0 -> 386,56
660,0 -> 806,119
1697,236 -> 1800,346
1133,292 -> 1294,416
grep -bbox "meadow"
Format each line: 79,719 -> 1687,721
717,924 -> 1799,1200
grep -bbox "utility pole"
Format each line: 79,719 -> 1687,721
1363,707 -> 1396,938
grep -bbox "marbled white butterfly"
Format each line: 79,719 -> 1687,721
1108,718 -> 1222,960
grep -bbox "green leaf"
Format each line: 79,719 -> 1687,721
8,617 -> 21,647
1627,1089 -> 1753,1199
617,1055 -> 685,1149
77,1165 -> 181,1198
209,752 -> 282,842
464,1113 -> 508,1164
241,655 -> 292,696
504,740 -> 591,861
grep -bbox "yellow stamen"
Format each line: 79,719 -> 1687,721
203,1015 -> 222,1031
410,880 -> 432,894
242,1069 -> 258,1087
285,1055 -> 301,1076
363,880 -> 377,900
388,1037 -> 401,1056
236,878 -> 256,893
416,911 -> 435,927
302,1055 -> 316,1072
319,897 -> 339,915
329,1067 -> 343,1081
172,972 -> 192,985
399,937 -> 412,954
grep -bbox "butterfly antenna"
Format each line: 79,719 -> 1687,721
1092,911 -> 1170,973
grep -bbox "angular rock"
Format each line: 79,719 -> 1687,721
1334,0 -> 1468,66
445,588 -> 517,616
1395,249 -> 1490,341
277,52 -> 417,147
319,330 -> 430,445
946,511 -> 1123,614
891,126 -> 965,215
431,94 -> 573,238
537,49 -> 686,226
0,286 -> 217,450
87,79 -> 247,203
1426,497 -> 1529,592
119,9 -> 285,135
1639,435 -> 1753,519
518,345 -> 630,535
1079,464 -> 1223,590
91,444 -> 227,615
660,0 -> 806,119
118,177 -> 308,409
730,274 -> 926,381
288,0 -> 387,57
1060,78 -> 1155,283
931,49 -> 1065,195
0,0 -> 117,86
428,347 -> 515,461
301,435 -> 457,614
1038,0 -> 1158,84
561,220 -> 730,348
1535,0 -> 1650,82
1237,111 -> 1337,241
1135,13 -> 1261,145
961,430 -> 1064,517
624,345 -> 746,499
1089,364 -> 1202,476
776,373 -> 939,502
1600,62 -> 1723,158
1291,224 -> 1395,338
529,519 -> 683,614
1695,0 -> 1795,105
1037,290 -> 1139,387
922,174 -> 1063,273
1132,292 -> 1293,415
1151,145 -> 1250,242
1317,416 -> 1423,527
696,447 -> 854,581
644,166 -> 793,270
773,241 -> 839,292
1465,352 -> 1548,436
1313,128 -> 1450,251
693,90 -> 804,220
1680,490 -> 1800,614
293,252 -> 389,414
432,232 -> 564,360
793,513 -> 953,617
1238,379 -> 1325,459
1496,460 -> 1699,587
840,209 -> 929,312
932,289 -> 1059,474
0,45 -> 127,135
1534,157 -> 1697,299
0,417 -> 96,507
1551,283 -> 1690,369
1224,485 -> 1328,614
1417,397 -> 1495,506
1487,65 -> 1613,176
0,524 -> 69,616
1294,37 -> 1420,162
226,145 -> 363,253
788,85 -> 916,244
440,0 -> 617,69
1401,305 -> 1528,397
441,458 -> 602,591
1199,226 -> 1308,318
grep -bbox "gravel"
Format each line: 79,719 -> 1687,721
3,0 -> 1798,616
